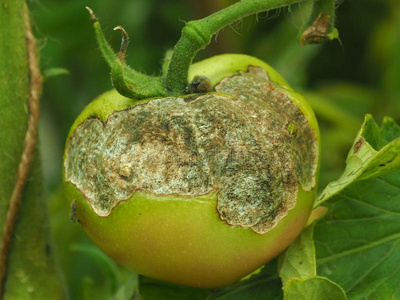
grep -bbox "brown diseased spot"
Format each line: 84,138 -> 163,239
353,137 -> 365,154
64,66 -> 318,234
70,200 -> 77,223
300,12 -> 332,46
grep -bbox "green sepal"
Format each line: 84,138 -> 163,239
92,21 -> 117,68
328,27 -> 340,41
87,8 -> 167,100
90,18 -> 144,80
111,58 -> 167,100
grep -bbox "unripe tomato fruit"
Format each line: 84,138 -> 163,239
63,54 -> 320,288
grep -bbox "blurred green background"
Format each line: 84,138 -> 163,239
29,0 -> 400,299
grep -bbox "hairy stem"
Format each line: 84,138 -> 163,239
165,0 -> 310,95
86,7 -> 167,99
0,5 -> 42,295
0,1 -> 65,299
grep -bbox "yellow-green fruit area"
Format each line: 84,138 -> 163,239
63,54 -> 320,288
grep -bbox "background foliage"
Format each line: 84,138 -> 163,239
26,0 -> 400,299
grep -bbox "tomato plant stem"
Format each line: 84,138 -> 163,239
0,2 -> 65,299
165,0 -> 311,95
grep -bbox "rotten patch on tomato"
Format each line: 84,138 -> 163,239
64,67 -> 318,234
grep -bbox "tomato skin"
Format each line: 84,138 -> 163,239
63,54 -> 320,288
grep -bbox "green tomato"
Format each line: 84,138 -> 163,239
63,54 -> 320,288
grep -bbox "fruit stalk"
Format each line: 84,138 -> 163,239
165,0 -> 311,95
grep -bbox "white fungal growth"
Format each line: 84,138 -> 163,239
64,67 -> 318,234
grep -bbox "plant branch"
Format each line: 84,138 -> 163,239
165,0 -> 310,95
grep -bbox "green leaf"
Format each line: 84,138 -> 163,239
279,219 -> 346,299
278,225 -> 316,286
71,244 -> 120,295
207,260 -> 283,300
315,171 -> 400,299
79,277 -> 96,300
284,277 -> 347,300
313,116 -> 400,299
316,115 -> 400,207
111,274 -> 141,300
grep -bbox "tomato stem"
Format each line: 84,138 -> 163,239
87,1 -> 338,100
165,0 -> 313,95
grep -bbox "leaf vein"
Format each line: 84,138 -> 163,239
320,216 -> 383,224
340,194 -> 400,216
375,177 -> 400,191
346,241 -> 399,294
317,233 -> 400,265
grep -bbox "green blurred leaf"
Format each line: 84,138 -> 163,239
207,260 -> 283,300
305,91 -> 360,133
139,276 -> 209,300
252,3 -> 321,89
43,67 -> 69,80
79,277 -> 96,300
71,244 -> 120,296
381,4 -> 400,117
316,115 -> 400,206
284,277 -> 347,300
111,274 -> 141,300
311,83 -> 378,119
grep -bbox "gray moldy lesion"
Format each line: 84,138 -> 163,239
64,66 -> 318,234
